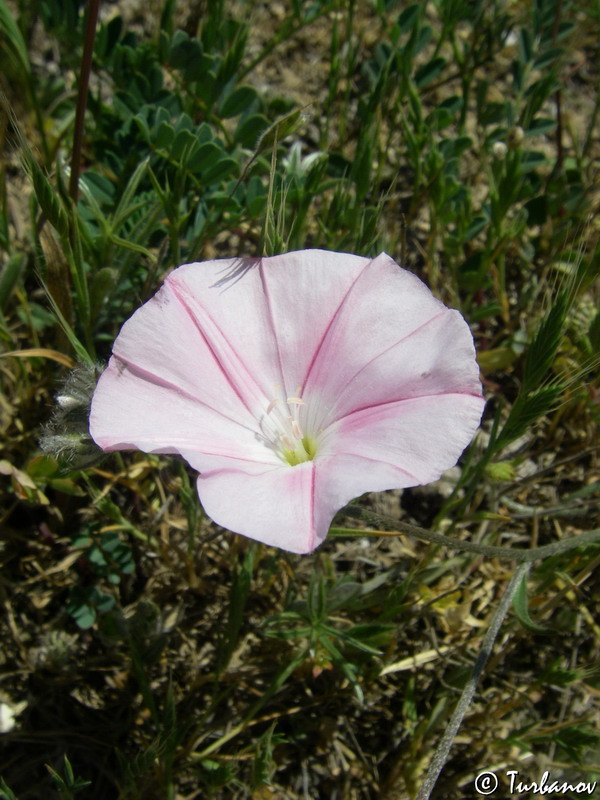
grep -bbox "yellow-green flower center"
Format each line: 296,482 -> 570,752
259,390 -> 318,466
282,434 -> 318,466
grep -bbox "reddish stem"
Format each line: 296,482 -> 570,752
69,0 -> 101,203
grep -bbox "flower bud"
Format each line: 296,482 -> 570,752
40,362 -> 106,468
508,126 -> 524,147
492,141 -> 508,159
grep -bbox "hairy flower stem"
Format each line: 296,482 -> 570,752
69,0 -> 100,203
415,562 -> 530,800
344,504 -> 598,799
343,505 -> 600,562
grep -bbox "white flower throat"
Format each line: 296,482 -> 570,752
259,387 -> 318,466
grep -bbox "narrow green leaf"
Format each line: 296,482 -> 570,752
588,310 -> 600,354
132,113 -> 151,144
0,775 -> 19,799
63,755 -> 75,784
37,275 -> 94,365
147,165 -> 168,206
0,0 -> 31,76
78,175 -> 110,230
81,171 -> 114,205
412,23 -> 433,57
522,291 -> 568,393
0,253 -> 25,310
109,234 -> 155,260
465,215 -> 488,241
216,547 -> 253,673
90,267 -> 119,320
518,27 -> 532,63
353,137 -> 372,200
306,574 -> 327,622
533,47 -> 564,70
494,385 -> 562,452
69,216 -> 91,335
28,159 -> 69,237
525,117 -> 556,136
520,150 -> 548,171
512,575 -> 547,633
327,582 -> 361,611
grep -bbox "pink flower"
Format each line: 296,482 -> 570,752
90,250 -> 484,554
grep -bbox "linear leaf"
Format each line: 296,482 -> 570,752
112,157 -> 150,231
522,291 -> 568,393
0,0 -> 30,76
512,575 -> 547,633
109,234 -> 155,260
0,253 -> 25,310
216,547 -> 253,673
37,275 -> 94,365
27,158 -> 69,237
494,385 -> 561,452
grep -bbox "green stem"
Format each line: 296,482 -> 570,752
415,562 -> 530,800
342,505 -> 600,563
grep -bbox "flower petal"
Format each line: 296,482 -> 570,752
99,274 -> 262,421
196,443 -> 446,554
322,393 -> 485,485
197,461 -> 320,553
167,250 -> 371,403
322,308 -> 483,426
88,263 -> 291,464
165,260 -> 276,409
250,249 -> 370,397
302,253 -> 460,429
90,356 -> 277,465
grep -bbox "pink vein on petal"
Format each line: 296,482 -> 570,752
258,260 -> 287,392
190,452 -> 279,468
109,354 -> 259,437
331,451 -> 421,483
166,277 -> 263,416
301,257 -> 373,390
200,464 -> 282,480
327,390 -> 484,429
325,308 -> 449,415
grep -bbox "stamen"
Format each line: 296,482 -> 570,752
258,387 -> 317,466
291,420 -> 303,439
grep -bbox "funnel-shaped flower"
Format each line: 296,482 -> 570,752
90,251 -> 484,553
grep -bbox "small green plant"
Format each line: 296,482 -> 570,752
45,757 -> 91,799
65,526 -> 134,628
